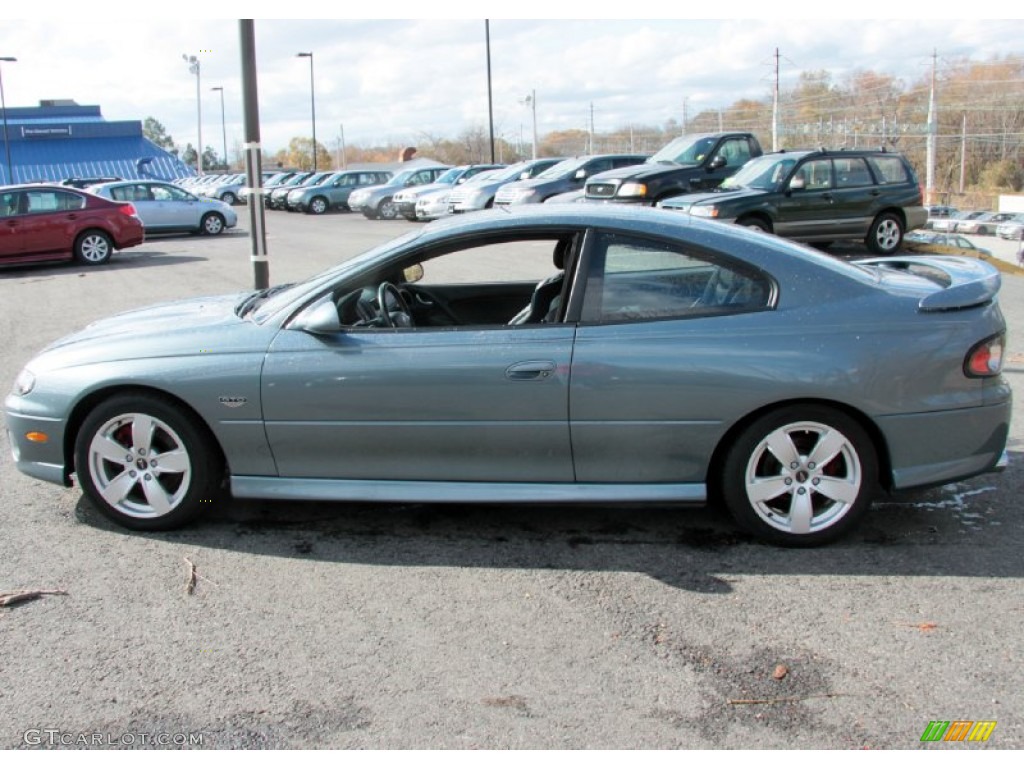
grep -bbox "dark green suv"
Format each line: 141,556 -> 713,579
658,148 -> 927,255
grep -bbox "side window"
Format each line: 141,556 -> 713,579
794,159 -> 833,190
581,232 -> 771,324
150,185 -> 173,202
834,158 -> 873,188
0,191 -> 21,216
109,186 -> 131,202
25,191 -> 77,213
866,156 -> 910,185
719,139 -> 752,166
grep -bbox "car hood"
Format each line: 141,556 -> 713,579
589,162 -> 698,183
660,187 -> 764,209
33,293 -> 257,371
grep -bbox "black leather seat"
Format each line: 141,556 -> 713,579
509,240 -> 570,325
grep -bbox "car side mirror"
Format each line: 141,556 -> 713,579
403,264 -> 424,284
788,177 -> 806,191
291,296 -> 343,335
708,155 -> 727,171
519,172 -> 530,180
574,169 -> 587,180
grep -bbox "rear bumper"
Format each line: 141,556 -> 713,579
878,399 -> 1011,490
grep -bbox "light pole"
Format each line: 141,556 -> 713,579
0,56 -> 16,185
210,86 -> 227,169
182,54 -> 202,173
522,90 -> 537,160
296,52 -> 317,171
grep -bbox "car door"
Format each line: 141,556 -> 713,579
19,189 -> 85,257
151,183 -> 199,230
0,190 -> 26,259
260,234 -> 579,483
568,230 -> 774,486
774,158 -> 842,239
118,183 -> 162,229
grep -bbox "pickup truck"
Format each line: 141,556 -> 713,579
584,132 -> 763,205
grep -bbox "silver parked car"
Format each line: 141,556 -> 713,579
447,158 -> 564,214
87,180 -> 238,236
5,206 -> 1009,546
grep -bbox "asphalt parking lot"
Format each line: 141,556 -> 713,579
1,210 -> 1022,749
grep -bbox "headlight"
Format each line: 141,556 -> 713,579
618,182 -> 647,197
12,368 -> 36,396
689,205 -> 719,218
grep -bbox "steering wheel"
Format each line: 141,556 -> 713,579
377,282 -> 415,328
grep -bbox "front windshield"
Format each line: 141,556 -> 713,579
720,155 -> 801,191
249,229 -> 425,324
649,135 -> 718,165
434,167 -> 467,185
536,157 -> 586,180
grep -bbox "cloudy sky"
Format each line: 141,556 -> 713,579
1,8 -> 1021,159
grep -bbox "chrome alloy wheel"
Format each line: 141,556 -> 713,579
742,420 -> 863,536
86,412 -> 193,519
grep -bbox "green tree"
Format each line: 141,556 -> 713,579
143,117 -> 176,152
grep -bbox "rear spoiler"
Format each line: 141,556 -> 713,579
857,255 -> 1001,312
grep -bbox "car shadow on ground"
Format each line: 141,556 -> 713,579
0,252 -> 209,280
73,450 -> 1024,594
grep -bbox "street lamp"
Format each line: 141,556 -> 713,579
182,53 -> 202,173
0,56 -> 16,185
296,52 -> 317,171
521,90 -> 538,160
210,86 -> 227,169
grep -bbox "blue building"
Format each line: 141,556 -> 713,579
0,102 -> 194,185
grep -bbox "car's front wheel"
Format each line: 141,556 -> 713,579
866,212 -> 904,255
720,405 -> 878,546
309,196 -> 328,215
200,212 -> 226,235
74,230 -> 113,265
377,198 -> 398,220
74,393 -> 221,531
737,215 -> 773,234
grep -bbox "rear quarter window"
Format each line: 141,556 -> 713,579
867,156 -> 910,185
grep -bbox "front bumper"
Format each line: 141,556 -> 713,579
4,402 -> 71,487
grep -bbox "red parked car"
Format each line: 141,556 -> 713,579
0,184 -> 144,267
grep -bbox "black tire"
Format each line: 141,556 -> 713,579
737,216 -> 772,234
73,230 -> 113,265
309,196 -> 329,215
377,197 -> 398,220
866,212 -> 904,255
362,207 -> 379,220
719,405 -> 878,546
74,393 -> 222,531
200,212 -> 226,236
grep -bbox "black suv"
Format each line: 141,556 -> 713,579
584,132 -> 762,205
658,148 -> 927,255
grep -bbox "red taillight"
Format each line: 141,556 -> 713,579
965,334 -> 1004,377
118,203 -> 137,217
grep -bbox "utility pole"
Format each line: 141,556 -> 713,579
772,48 -> 780,151
925,49 -> 937,205
589,102 -> 595,154
339,123 -> 347,169
485,20 -> 495,163
959,112 -> 967,195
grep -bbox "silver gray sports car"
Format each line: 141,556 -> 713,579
5,206 -> 1010,545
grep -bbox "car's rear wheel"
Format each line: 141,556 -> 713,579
309,197 -> 328,215
377,198 -> 398,220
737,216 -> 772,233
74,394 -> 221,531
866,212 -> 904,255
220,192 -> 237,205
200,212 -> 226,235
74,230 -> 113,265
720,405 -> 878,546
